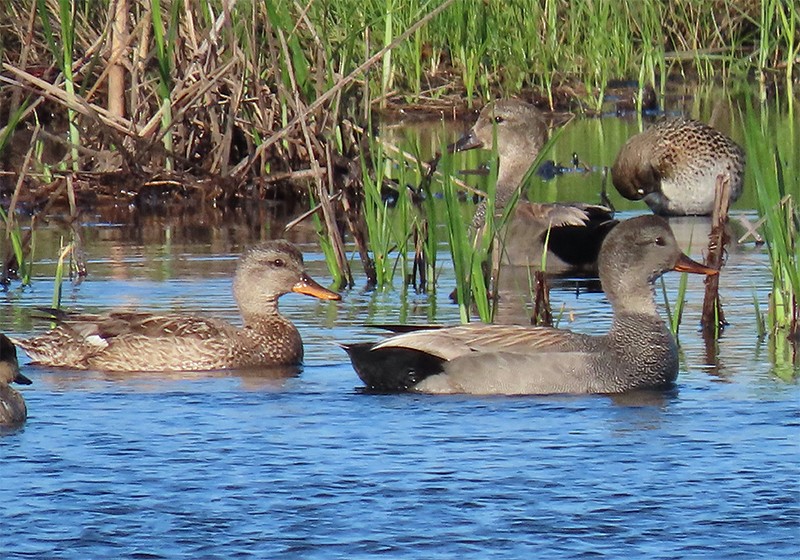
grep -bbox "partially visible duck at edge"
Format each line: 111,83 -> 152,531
451,99 -> 617,274
611,116 -> 745,216
343,215 -> 717,395
9,240 -> 341,372
1,334 -> 30,426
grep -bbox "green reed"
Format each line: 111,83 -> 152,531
0,207 -> 30,286
742,100 -> 799,346
51,242 -> 73,310
661,273 -> 690,339
149,0 -> 177,170
358,138 -> 419,290
35,0 -> 81,169
308,191 -> 347,289
440,149 -> 479,323
298,0 -> 778,107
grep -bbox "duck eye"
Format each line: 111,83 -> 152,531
272,258 -> 285,267
493,116 -> 504,124
654,236 -> 666,247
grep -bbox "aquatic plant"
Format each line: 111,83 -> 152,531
359,141 -> 401,289
51,242 -> 73,310
36,0 -> 81,171
0,206 -> 30,287
742,101 -> 799,350
661,273 -> 690,340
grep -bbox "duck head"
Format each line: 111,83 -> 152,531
233,240 -> 340,319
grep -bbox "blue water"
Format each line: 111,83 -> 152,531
1,209 -> 798,559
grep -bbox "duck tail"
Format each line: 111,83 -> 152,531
341,342 -> 444,392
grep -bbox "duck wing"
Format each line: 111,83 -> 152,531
42,310 -> 236,341
14,310 -> 237,369
514,202 -> 593,227
372,324 -> 589,361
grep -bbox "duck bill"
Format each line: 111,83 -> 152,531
292,274 -> 341,301
14,371 -> 33,386
448,130 -> 483,154
673,253 -> 718,275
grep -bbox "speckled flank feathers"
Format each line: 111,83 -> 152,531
344,215 -> 718,395
10,240 -> 340,372
611,116 -> 745,216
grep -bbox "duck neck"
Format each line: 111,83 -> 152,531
608,310 -> 678,387
606,286 -> 661,319
240,297 -> 284,328
495,159 -> 529,204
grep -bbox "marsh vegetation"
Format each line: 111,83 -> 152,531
0,0 -> 798,359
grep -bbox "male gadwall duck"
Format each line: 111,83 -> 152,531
343,215 -> 717,395
1,334 -> 30,426
10,240 -> 340,372
451,99 -> 616,273
611,116 -> 745,216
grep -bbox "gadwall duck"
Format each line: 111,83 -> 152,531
343,215 -> 717,395
611,116 -> 745,216
451,99 -> 616,273
1,334 -> 29,426
11,240 -> 341,372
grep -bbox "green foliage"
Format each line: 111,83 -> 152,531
742,99 -> 799,347
0,206 -> 31,285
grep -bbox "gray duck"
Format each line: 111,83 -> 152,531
1,334 -> 29,426
10,241 -> 340,372
451,99 -> 616,273
344,215 -> 717,395
611,116 -> 745,216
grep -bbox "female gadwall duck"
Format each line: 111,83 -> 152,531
1,334 -> 30,426
11,240 -> 340,372
344,215 -> 717,395
611,116 -> 745,216
452,99 -> 616,273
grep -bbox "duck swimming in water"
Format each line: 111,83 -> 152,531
344,215 -> 717,395
451,99 -> 617,274
10,241 -> 340,372
1,334 -> 30,426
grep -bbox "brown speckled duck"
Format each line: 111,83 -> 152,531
1,334 -> 29,426
344,215 -> 717,395
451,99 -> 617,273
611,116 -> 745,216
11,241 -> 340,372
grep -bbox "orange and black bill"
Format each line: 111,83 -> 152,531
292,273 -> 341,300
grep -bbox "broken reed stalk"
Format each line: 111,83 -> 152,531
412,222 -> 427,292
340,185 -> 376,287
701,172 -> 730,339
531,270 -> 553,327
324,146 -> 352,287
409,153 -> 440,292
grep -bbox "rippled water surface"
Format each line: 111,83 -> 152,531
2,211 -> 797,560
3,95 -> 800,557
